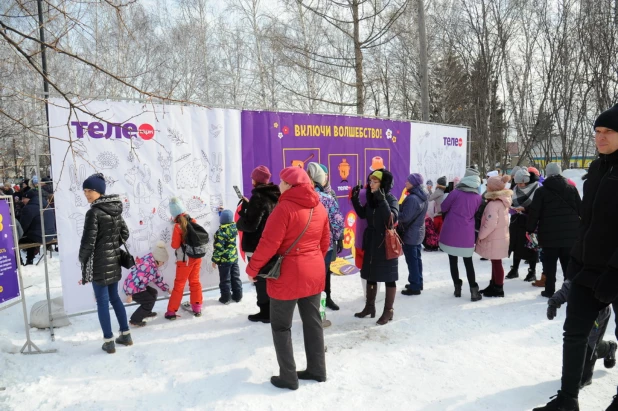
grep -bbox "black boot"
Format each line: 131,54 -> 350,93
470,284 -> 483,302
607,395 -> 618,411
605,341 -> 617,368
248,304 -> 270,323
297,370 -> 327,382
376,287 -> 396,325
524,268 -> 537,282
454,279 -> 462,298
480,280 -> 494,295
115,331 -> 133,346
532,391 -> 579,411
483,283 -> 505,298
101,339 -> 115,354
325,297 -> 340,311
355,283 -> 377,318
270,376 -> 298,390
505,266 -> 519,279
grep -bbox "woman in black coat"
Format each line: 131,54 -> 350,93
78,173 -> 132,354
351,169 -> 399,325
526,163 -> 581,297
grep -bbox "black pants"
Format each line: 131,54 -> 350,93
270,293 -> 326,383
325,250 -> 333,297
18,238 -> 39,262
218,262 -> 242,298
248,257 -> 270,309
130,286 -> 158,323
448,255 -> 476,287
513,255 -> 537,272
542,247 -> 571,294
561,282 -> 614,398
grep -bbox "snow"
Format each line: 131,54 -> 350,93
1,251 -> 616,410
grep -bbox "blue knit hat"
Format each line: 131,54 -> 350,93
169,197 -> 186,219
82,173 -> 106,194
319,164 -> 328,173
220,210 -> 234,225
407,173 -> 424,187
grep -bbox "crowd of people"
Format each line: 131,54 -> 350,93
72,104 -> 618,405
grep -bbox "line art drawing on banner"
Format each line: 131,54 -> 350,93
210,124 -> 222,139
118,193 -> 131,219
104,175 -> 118,188
95,152 -> 120,170
177,158 -> 206,190
69,212 -> 84,237
167,127 -> 187,146
205,152 -> 223,183
209,194 -> 223,213
175,153 -> 191,163
125,164 -> 154,204
69,164 -> 87,207
157,180 -> 163,198
160,227 -> 171,244
157,150 -> 173,183
131,209 -> 155,252
157,198 -> 171,222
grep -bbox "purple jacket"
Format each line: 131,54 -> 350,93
439,189 -> 482,249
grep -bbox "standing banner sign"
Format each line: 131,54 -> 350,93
0,199 -> 19,304
48,99 -> 245,314
241,111 -> 412,258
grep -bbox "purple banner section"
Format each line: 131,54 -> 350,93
241,111 -> 411,257
0,199 -> 19,304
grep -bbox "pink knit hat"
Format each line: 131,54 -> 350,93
487,175 -> 511,192
280,166 -> 311,186
251,165 -> 271,184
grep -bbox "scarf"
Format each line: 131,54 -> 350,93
456,175 -> 481,193
512,182 -> 538,208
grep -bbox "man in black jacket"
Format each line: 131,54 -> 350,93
527,162 -> 581,298
237,165 -> 281,323
19,190 -> 57,265
534,105 -> 618,411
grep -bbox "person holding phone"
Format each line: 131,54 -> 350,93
236,165 -> 281,323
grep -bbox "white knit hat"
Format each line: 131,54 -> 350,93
151,241 -> 169,263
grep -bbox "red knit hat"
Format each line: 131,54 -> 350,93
280,167 -> 311,186
251,165 -> 271,184
527,166 -> 540,177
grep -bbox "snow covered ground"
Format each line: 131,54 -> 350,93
1,251 -> 616,411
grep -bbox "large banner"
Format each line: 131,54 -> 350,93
49,99 -> 244,314
0,199 -> 19,305
241,111 -> 411,257
410,123 -> 468,185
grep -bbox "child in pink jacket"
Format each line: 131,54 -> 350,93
476,175 -> 513,297
123,241 -> 171,327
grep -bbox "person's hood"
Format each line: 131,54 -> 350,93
91,194 -> 124,217
379,169 -> 394,194
457,175 -> 481,189
408,185 -> 428,202
484,189 -> 513,207
219,223 -> 238,239
279,183 -> 320,208
252,183 -> 281,203
542,174 -> 569,193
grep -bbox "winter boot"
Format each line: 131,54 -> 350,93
165,311 -> 178,320
541,290 -> 554,298
505,266 -> 519,279
145,312 -> 157,319
248,304 -> 270,323
533,274 -> 547,287
232,293 -> 243,303
101,338 -> 115,354
270,376 -> 299,390
607,395 -> 618,411
470,284 -> 483,302
376,287 -> 396,325
532,391 -> 579,411
129,320 -> 146,327
297,370 -> 327,382
605,341 -> 617,368
354,283 -> 377,318
401,288 -> 421,296
325,297 -> 340,311
321,318 -> 332,328
219,294 -> 231,305
115,331 -> 133,346
191,303 -> 202,317
524,268 -> 537,282
483,283 -> 504,298
480,280 -> 494,295
454,279 -> 463,298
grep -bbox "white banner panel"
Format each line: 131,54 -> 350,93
409,123 -> 468,184
48,99 -> 245,314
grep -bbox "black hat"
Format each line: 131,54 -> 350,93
24,190 -> 37,200
82,173 -> 106,195
437,176 -> 447,186
594,104 -> 618,133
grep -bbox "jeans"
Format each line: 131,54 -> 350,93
324,250 -> 333,297
92,281 -> 129,339
403,244 -> 423,291
130,286 -> 158,323
218,262 -> 242,298
270,293 -> 326,383
542,247 -> 571,295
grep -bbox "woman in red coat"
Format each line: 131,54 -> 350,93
247,166 -> 331,390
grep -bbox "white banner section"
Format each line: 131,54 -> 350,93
49,99 -> 245,314
410,123 -> 468,184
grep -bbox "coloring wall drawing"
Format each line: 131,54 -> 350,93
48,99 -> 245,314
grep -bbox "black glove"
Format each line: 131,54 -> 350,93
351,185 -> 361,199
593,268 -> 618,304
336,239 -> 343,254
547,302 -> 558,320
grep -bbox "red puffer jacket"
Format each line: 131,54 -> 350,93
246,183 -> 330,300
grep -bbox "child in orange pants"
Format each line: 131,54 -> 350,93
165,197 -> 204,319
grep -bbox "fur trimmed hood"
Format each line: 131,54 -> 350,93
484,189 -> 513,207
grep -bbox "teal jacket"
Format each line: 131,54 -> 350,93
212,223 -> 239,264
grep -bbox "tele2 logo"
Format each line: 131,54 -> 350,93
71,121 -> 155,140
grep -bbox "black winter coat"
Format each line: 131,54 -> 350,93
79,195 -> 130,286
352,170 -> 399,283
237,183 -> 281,253
19,193 -> 57,244
570,150 -> 618,288
509,213 -> 538,262
526,175 -> 581,249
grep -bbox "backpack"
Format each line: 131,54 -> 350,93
474,201 -> 487,239
182,216 -> 210,258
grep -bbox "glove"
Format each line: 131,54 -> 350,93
337,239 -> 343,254
351,185 -> 361,199
593,269 -> 618,304
547,302 -> 558,320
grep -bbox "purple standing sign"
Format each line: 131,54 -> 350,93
241,111 -> 411,258
0,199 -> 19,304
